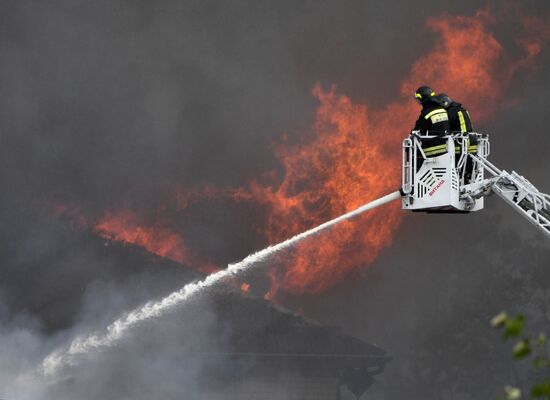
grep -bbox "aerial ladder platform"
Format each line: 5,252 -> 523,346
400,132 -> 550,239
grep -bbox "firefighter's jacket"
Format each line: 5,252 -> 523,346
447,102 -> 473,133
413,101 -> 449,135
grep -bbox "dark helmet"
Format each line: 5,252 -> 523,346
434,93 -> 452,108
414,86 -> 435,104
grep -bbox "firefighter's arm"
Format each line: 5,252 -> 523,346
413,114 -> 425,131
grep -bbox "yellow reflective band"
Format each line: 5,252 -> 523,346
430,92 -> 435,96
425,148 -> 445,153
458,111 -> 467,133
424,149 -> 447,156
425,109 -> 447,119
468,145 -> 478,153
415,93 -> 422,99
423,144 -> 447,156
425,150 -> 447,155
423,144 -> 447,152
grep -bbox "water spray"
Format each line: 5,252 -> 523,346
42,131 -> 550,377
41,190 -> 402,376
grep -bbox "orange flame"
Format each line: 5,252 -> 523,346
239,86 -> 402,295
402,10 -> 550,119
52,8 -> 549,299
235,9 -> 550,297
240,282 -> 251,293
402,10 -> 505,119
95,210 -> 217,274
234,86 -> 398,294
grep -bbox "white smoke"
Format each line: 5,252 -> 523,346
42,191 -> 401,376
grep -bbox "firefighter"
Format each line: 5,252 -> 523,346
412,86 -> 449,164
413,86 -> 449,135
434,93 -> 473,133
435,93 -> 476,182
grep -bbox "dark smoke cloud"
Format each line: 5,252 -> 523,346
1,0 -> 550,399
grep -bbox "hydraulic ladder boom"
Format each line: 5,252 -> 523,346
465,155 -> 550,239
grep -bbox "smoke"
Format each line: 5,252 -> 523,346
1,286 -> 233,400
42,191 -> 400,376
1,1 -> 550,399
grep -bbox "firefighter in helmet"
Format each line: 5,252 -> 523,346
413,86 -> 449,135
434,93 -> 473,133
435,93 -> 477,182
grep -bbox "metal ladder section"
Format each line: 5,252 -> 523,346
470,155 -> 550,239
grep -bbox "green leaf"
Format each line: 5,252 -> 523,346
531,382 -> 550,397
504,385 -> 521,400
492,312 -> 508,328
513,339 -> 531,359
504,315 -> 525,339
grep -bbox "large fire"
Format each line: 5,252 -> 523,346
56,8 -> 549,298
234,85 -> 402,295
236,10 -> 550,297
